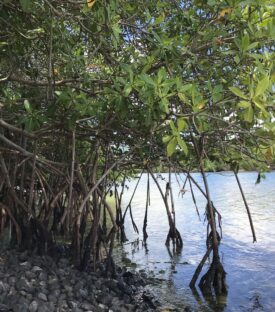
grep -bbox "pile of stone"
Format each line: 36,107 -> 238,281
0,249 -> 160,312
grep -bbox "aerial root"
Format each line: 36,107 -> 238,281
199,258 -> 227,296
165,227 -> 183,251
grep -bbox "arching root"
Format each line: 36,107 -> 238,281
199,257 -> 227,296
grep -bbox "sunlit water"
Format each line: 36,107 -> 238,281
114,172 -> 275,312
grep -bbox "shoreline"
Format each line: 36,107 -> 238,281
0,248 -> 165,312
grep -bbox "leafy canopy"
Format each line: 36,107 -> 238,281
0,0 -> 274,171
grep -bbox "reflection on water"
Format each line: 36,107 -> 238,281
115,172 -> 275,311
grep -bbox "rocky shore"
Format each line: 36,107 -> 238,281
0,249 -> 162,312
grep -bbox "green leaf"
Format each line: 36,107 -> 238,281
243,106 -> 254,123
160,98 -> 169,113
162,135 -> 171,143
178,92 -> 187,102
154,13 -> 165,25
139,74 -> 155,86
123,84 -> 132,97
179,84 -> 193,92
24,100 -> 31,113
20,0 -> 31,12
167,137 -> 177,157
207,0 -> 216,6
25,117 -> 33,131
212,84 -> 223,102
238,101 -> 251,108
157,68 -> 166,84
253,99 -> 268,118
234,55 -> 240,64
169,120 -> 177,135
255,76 -> 269,97
112,25 -> 121,41
229,87 -> 248,100
121,64 -> 134,83
241,33 -> 250,51
111,24 -> 121,48
234,37 -> 241,50
177,118 -> 187,131
177,136 -> 188,155
246,42 -> 259,51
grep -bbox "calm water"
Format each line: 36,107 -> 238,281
115,172 -> 275,312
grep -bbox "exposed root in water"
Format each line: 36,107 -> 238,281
142,171 -> 150,243
189,246 -> 212,289
188,134 -> 227,297
165,227 -> 183,253
121,171 -> 144,241
199,257 -> 227,296
148,167 -> 183,252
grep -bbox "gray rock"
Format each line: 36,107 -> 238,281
17,297 -> 30,308
13,303 -> 29,312
37,292 -> 47,301
38,272 -> 48,281
64,285 -> 73,292
19,261 -> 31,269
32,266 -> 43,272
25,271 -> 36,279
68,301 -> 78,308
8,276 -> 17,286
3,293 -> 18,306
111,297 -> 122,307
29,301 -> 39,312
26,293 -> 33,301
0,304 -> 9,311
48,278 -> 60,291
117,280 -> 132,295
74,281 -> 85,289
98,293 -> 113,307
19,290 -> 28,296
58,258 -> 69,267
18,251 -> 29,262
7,285 -> 17,296
58,300 -> 68,309
116,307 -> 128,312
69,277 -> 76,285
72,309 -> 83,312
38,280 -> 47,287
78,288 -> 88,298
58,268 -> 67,276
98,303 -> 108,310
50,289 -> 61,297
58,293 -> 67,301
0,281 -> 8,293
124,304 -> 135,312
16,278 -> 34,293
123,294 -> 131,304
37,304 -> 54,312
81,302 -> 94,311
95,278 -> 104,289
48,294 -> 58,303
105,279 -> 118,291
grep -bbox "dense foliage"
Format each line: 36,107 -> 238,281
0,0 -> 274,298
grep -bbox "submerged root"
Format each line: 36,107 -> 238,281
165,227 -> 183,252
199,257 -> 227,296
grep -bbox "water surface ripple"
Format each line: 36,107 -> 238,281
116,172 -> 275,311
